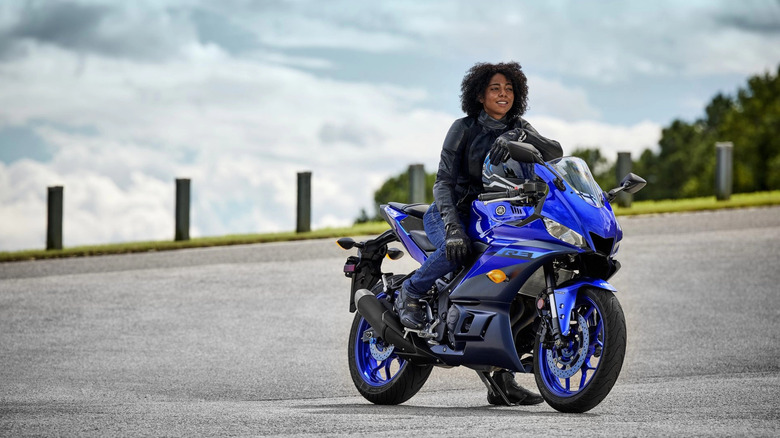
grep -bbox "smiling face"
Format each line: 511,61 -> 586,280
479,73 -> 514,120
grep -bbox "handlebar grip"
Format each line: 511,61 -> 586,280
478,190 -> 516,201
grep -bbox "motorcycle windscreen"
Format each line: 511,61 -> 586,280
538,159 -> 623,249
551,157 -> 603,208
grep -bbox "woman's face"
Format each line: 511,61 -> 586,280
480,73 -> 514,120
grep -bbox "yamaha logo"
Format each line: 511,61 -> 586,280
495,205 -> 506,215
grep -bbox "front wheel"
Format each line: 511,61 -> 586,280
347,275 -> 433,405
534,287 -> 627,413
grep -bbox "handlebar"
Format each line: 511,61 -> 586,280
477,181 -> 548,202
478,189 -> 520,201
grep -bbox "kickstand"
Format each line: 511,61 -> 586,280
477,371 -> 513,406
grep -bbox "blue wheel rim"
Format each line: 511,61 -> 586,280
537,294 -> 604,397
353,294 -> 407,387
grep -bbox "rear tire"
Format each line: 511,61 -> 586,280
534,287 -> 626,413
347,275 -> 433,405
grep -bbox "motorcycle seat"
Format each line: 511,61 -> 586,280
388,202 -> 430,219
409,229 -> 437,252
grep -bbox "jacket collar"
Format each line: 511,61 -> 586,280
478,110 -> 509,131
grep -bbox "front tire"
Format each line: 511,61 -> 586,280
347,275 -> 433,405
534,287 -> 626,413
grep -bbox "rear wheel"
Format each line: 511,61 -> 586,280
347,275 -> 433,405
534,287 -> 626,413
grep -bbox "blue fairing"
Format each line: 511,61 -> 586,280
383,206 -> 428,264
536,164 -> 623,251
376,157 -> 623,372
553,278 -> 616,336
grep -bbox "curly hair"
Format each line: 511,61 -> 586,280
460,61 -> 528,120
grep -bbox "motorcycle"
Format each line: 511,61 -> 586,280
337,142 -> 646,413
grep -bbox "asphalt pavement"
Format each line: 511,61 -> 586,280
1,206 -> 779,436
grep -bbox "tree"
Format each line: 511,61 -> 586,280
356,168 -> 437,223
354,208 -> 372,224
719,65 -> 780,193
631,65 -> 779,199
653,119 -> 715,199
632,148 -> 663,200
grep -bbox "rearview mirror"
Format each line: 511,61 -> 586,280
606,173 -> 647,202
620,173 -> 647,194
507,141 -> 543,164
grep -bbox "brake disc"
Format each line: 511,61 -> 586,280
546,313 -> 590,379
369,338 -> 395,361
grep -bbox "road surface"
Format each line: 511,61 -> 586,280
1,207 -> 779,436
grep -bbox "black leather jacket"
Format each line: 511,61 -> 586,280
433,110 -> 563,230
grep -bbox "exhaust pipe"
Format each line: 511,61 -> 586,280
354,289 -> 418,354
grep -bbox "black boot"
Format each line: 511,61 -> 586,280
395,287 -> 426,329
487,370 -> 544,406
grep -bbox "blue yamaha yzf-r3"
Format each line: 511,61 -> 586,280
338,142 -> 646,413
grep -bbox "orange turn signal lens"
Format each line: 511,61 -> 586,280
486,269 -> 507,283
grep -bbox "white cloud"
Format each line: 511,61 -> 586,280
427,1 -> 780,82
255,15 -> 414,52
3,0 -> 776,252
679,26 -> 780,77
0,143 -> 176,250
60,171 -> 174,246
0,42 -> 455,250
529,116 -> 662,159
0,160 -> 52,250
526,75 -> 601,121
0,51 -> 656,251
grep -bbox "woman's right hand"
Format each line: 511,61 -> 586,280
489,129 -> 527,165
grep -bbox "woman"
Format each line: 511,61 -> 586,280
396,61 -> 563,405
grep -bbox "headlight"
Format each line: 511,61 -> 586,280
543,218 -> 588,249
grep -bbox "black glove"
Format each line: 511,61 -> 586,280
445,223 -> 470,264
489,129 -> 527,165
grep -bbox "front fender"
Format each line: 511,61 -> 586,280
554,278 -> 616,337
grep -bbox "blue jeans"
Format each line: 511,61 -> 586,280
402,203 -> 461,298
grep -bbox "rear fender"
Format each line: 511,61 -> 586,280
554,278 -> 616,337
346,229 -> 397,312
382,205 -> 428,264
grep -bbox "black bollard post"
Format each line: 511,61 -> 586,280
175,178 -> 190,241
297,171 -> 311,233
715,142 -> 733,201
408,164 -> 425,204
616,152 -> 632,208
46,186 -> 63,250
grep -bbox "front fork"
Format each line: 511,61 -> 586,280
539,263 -> 618,346
542,264 -> 565,348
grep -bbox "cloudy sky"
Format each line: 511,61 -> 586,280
1,0 -> 779,251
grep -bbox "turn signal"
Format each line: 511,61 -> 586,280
486,269 -> 507,283
336,237 -> 356,250
386,248 -> 404,260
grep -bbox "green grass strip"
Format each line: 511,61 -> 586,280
612,190 -> 780,216
0,222 -> 390,263
2,191 -> 779,263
